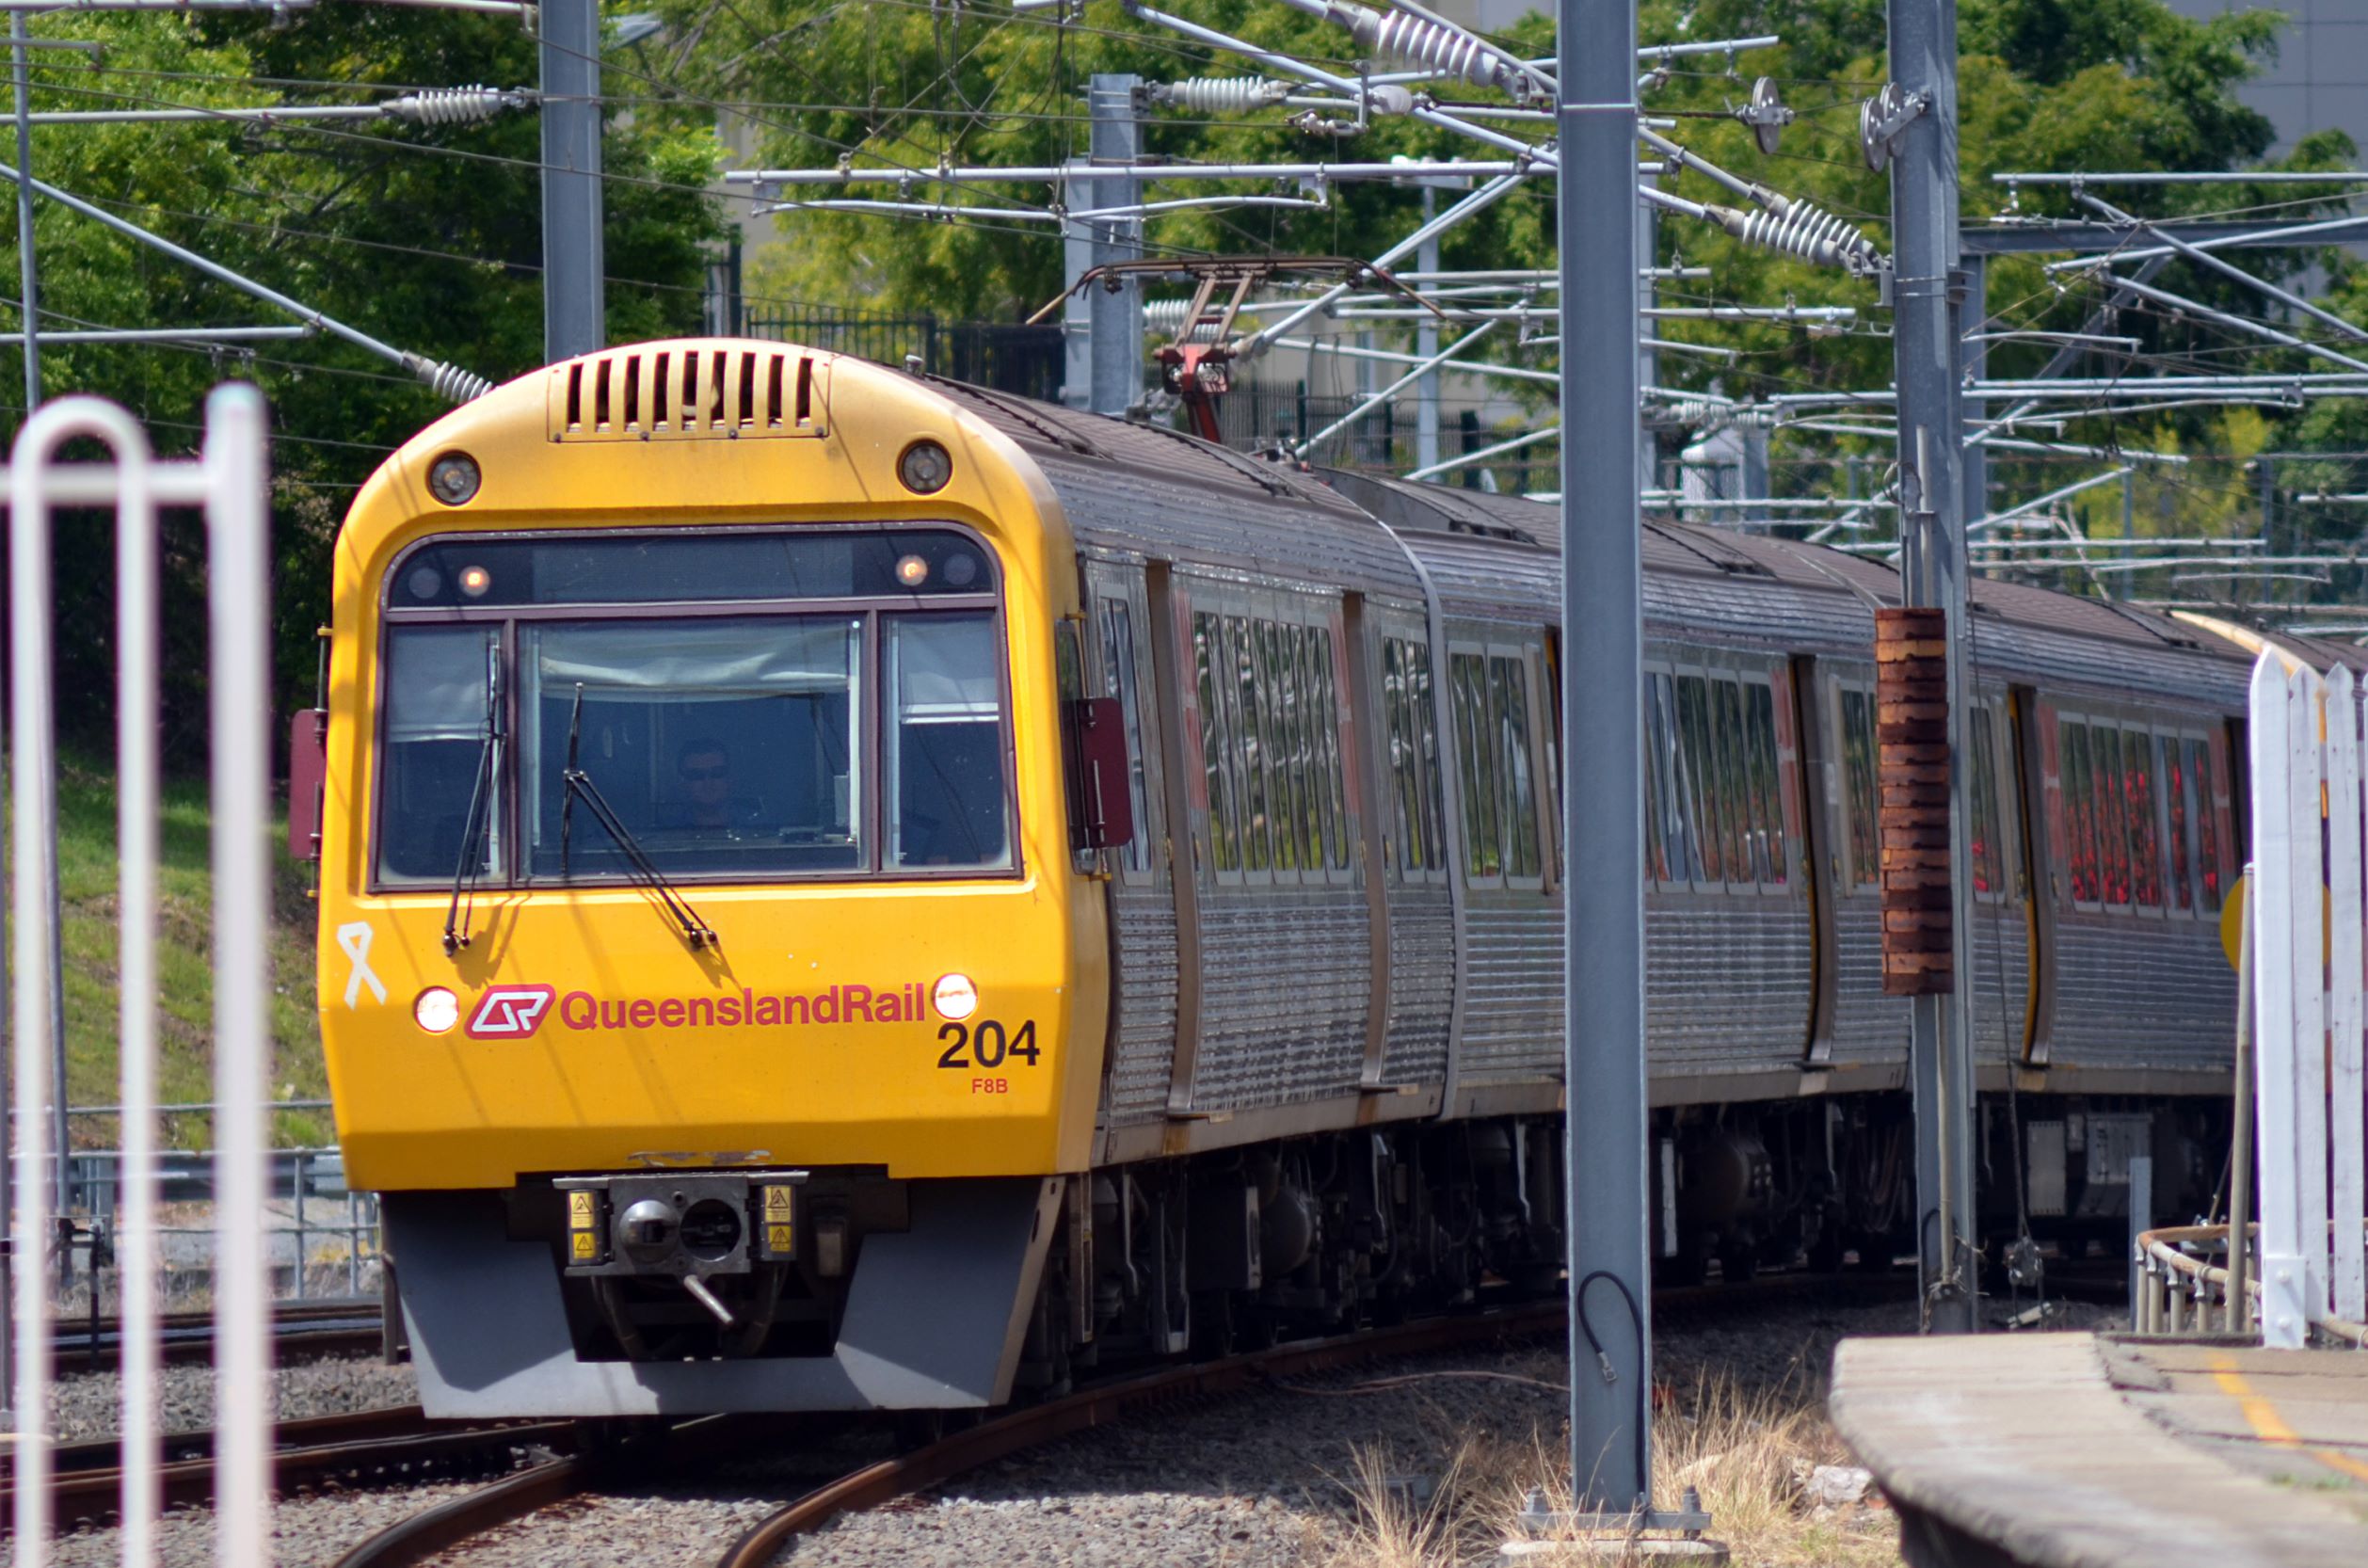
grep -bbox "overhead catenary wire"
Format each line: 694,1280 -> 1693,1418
0,155 -> 491,401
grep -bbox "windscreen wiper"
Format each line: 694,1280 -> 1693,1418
442,640 -> 503,956
558,683 -> 719,951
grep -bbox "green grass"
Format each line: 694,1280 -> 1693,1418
39,752 -> 328,1151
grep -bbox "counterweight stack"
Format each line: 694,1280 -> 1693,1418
1875,607 -> 1952,996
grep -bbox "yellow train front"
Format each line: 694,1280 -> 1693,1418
315,342 -> 1113,1415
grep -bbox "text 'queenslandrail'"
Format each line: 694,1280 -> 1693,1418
557,982 -> 930,1032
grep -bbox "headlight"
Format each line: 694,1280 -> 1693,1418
414,987 -> 459,1033
427,451 -> 482,505
897,440 -> 952,495
932,972 -> 979,1021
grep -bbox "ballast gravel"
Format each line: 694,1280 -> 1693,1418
48,1350 -> 421,1444
762,1288 -> 1923,1568
38,1287 -> 2120,1568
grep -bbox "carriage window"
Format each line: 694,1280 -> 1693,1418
1383,636 -> 1448,876
1231,616 -> 1272,873
1310,629 -> 1351,872
1713,679 -> 1753,885
1451,652 -> 1504,879
1263,621 -> 1304,873
2164,735 -> 2192,912
1642,712 -> 1667,887
2124,727 -> 2162,908
1096,599 -> 1152,874
1969,712 -> 2004,899
1493,655 -> 1543,879
1193,613 -> 1240,873
2189,738 -> 2222,910
2061,719 -> 2097,904
1647,673 -> 1692,885
2092,722 -> 2129,906
1839,686 -> 1878,889
1678,675 -> 1726,887
1745,680 -> 1785,887
376,624 -> 503,886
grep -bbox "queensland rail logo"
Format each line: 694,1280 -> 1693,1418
556,981 -> 930,1032
466,984 -> 557,1040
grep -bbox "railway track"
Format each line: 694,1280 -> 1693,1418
18,1270 -> 1922,1558
2,1405 -> 574,1533
46,1295 -> 385,1369
329,1290 -> 1592,1568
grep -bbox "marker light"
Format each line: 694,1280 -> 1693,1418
897,439 -> 952,495
457,565 -> 493,598
414,986 -> 459,1033
932,972 -> 979,1021
427,451 -> 482,505
895,553 -> 930,588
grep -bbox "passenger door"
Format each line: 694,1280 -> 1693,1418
1081,560 -> 1176,1128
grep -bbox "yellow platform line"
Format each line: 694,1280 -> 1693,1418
2207,1352 -> 2368,1485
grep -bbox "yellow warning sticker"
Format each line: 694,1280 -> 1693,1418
766,1224 -> 795,1253
762,1186 -> 794,1216
569,1230 -> 598,1260
568,1191 -> 596,1222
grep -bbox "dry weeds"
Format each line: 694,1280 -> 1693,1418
1320,1363 -> 1898,1567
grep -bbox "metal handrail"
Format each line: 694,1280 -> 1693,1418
2135,1222 -> 2368,1348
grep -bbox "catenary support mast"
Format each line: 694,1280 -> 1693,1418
540,0 -> 604,362
1064,74 -> 1143,415
1886,0 -> 1979,1333
1560,0 -> 1652,1511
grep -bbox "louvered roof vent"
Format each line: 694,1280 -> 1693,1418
548,344 -> 825,442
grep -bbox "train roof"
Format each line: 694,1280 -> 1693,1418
1320,469 -> 2252,665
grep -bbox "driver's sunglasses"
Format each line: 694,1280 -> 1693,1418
680,764 -> 728,782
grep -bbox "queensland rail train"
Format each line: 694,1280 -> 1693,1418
304,337 -> 2263,1418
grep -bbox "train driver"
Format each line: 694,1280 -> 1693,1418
674,737 -> 744,833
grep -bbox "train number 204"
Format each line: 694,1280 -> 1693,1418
936,1018 -> 1040,1070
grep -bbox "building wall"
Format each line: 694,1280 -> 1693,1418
2145,4 -> 2360,157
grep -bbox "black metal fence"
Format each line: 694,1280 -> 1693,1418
745,304 -> 1064,403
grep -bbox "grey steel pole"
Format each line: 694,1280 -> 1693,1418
1416,185 -> 1438,473
2127,1151 -> 2153,1326
1739,417 -> 1769,530
1886,0 -> 1977,1334
8,13 -> 64,1224
1061,75 -> 1142,416
2229,866 -> 2254,1334
539,0 -> 604,362
1636,171 -> 1657,488
1560,0 -> 1651,1512
1088,75 -> 1141,417
10,12 -> 33,405
1959,252 -> 1986,526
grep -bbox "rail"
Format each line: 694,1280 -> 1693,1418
328,1297 -> 1574,1568
0,1404 -> 576,1533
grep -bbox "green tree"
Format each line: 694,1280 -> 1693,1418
1,6 -> 725,754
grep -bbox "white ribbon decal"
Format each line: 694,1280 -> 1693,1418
337,920 -> 388,1008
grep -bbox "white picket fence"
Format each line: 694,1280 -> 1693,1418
8,390 -> 275,1565
2248,648 -> 2368,1349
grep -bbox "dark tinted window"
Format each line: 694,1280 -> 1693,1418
377,625 -> 502,886
389,529 -> 994,608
